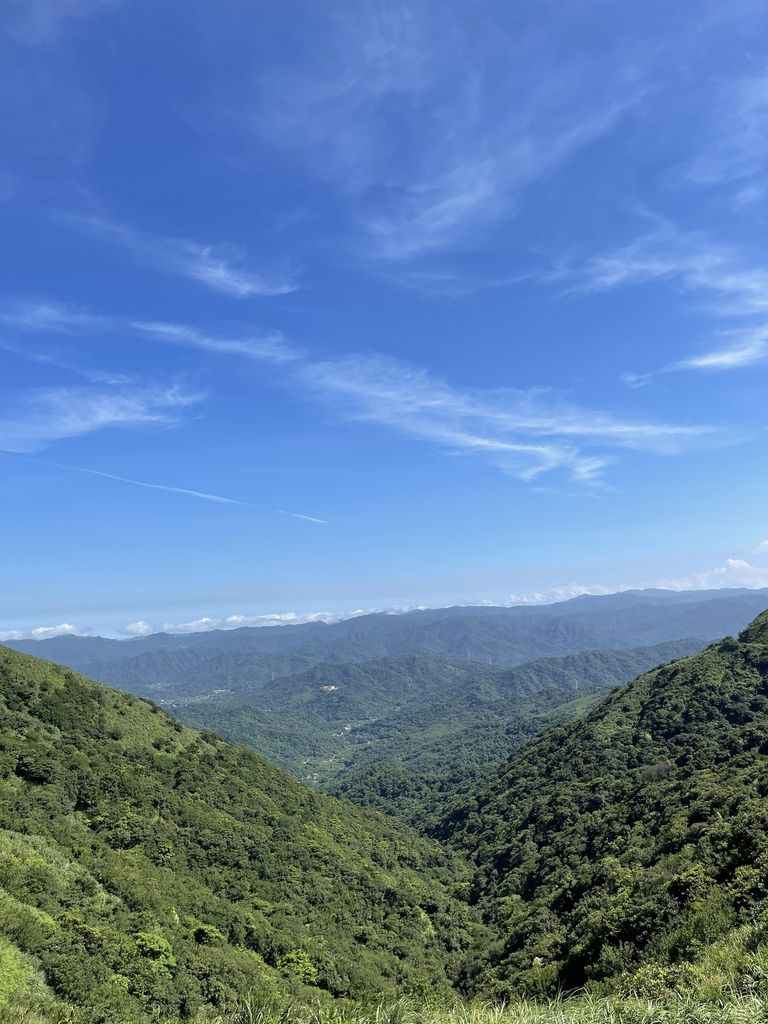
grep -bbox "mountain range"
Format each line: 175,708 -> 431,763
10,589 -> 768,702
11,588 -> 767,828
3,592 -> 768,1021
177,640 -> 704,827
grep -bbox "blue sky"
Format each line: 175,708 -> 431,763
2,0 -> 768,638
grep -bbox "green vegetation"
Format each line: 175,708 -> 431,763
445,611 -> 768,998
4,993 -> 768,1024
198,995 -> 768,1024
0,936 -> 39,1003
0,646 -> 479,1022
220,995 -> 768,1024
178,643 -> 702,828
326,692 -> 603,831
4,608 -> 768,1022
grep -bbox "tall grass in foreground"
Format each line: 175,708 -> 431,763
2,994 -> 768,1024
221,995 -> 768,1024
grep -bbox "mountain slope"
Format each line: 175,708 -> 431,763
443,610 -> 768,997
0,646 -> 478,1023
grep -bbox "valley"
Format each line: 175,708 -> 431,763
3,592 -> 768,1022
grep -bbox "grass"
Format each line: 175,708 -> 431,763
0,939 -> 73,1024
1,986 -> 768,1024
212,996 -> 768,1024
0,938 -> 37,1004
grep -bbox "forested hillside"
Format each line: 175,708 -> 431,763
5,608 -> 768,1021
176,641 -> 703,826
444,610 -> 768,998
0,646 -> 479,1022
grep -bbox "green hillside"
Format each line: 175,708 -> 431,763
444,610 -> 768,998
327,691 -> 604,831
326,641 -> 703,824
83,648 -> 318,702
5,612 -> 768,1022
177,642 -> 703,827
0,645 -> 479,1023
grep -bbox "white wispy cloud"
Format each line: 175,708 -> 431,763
299,353 -> 716,483
1,298 -> 299,367
254,3 -> 646,262
67,215 -> 298,297
1,298 -> 724,485
0,300 -> 134,382
0,383 -> 200,452
123,620 -> 152,638
508,582 -> 617,605
0,298 -> 110,332
569,229 -> 768,314
567,226 -> 768,370
653,558 -> 768,592
3,0 -> 120,45
0,299 -> 325,517
125,605 -> 424,636
377,266 -> 531,299
510,551 -> 768,603
681,327 -> 768,370
363,99 -> 635,261
0,340 -> 134,385
131,321 -> 299,364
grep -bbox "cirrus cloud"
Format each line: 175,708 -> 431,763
564,224 -> 768,371
67,214 -> 298,298
299,352 -> 718,483
0,382 -> 201,453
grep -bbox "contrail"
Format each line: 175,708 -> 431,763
66,465 -> 254,506
276,508 -> 329,525
1,453 -> 328,525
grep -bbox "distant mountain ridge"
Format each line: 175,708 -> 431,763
9,588 -> 768,701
